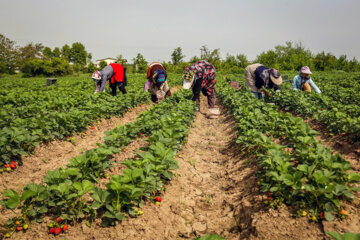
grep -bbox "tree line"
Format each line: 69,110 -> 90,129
0,33 -> 92,76
1,33 -> 359,77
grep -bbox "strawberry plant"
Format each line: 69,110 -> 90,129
218,81 -> 360,221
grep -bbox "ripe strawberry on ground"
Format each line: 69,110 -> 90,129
10,164 -> 16,169
4,164 -> 9,168
48,228 -> 55,234
10,161 -> 17,166
54,227 -> 62,235
155,196 -> 162,202
319,212 -> 325,218
16,226 -> 23,231
62,224 -> 68,231
56,217 -> 62,223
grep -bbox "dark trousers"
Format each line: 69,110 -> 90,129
193,88 -> 216,109
110,82 -> 126,96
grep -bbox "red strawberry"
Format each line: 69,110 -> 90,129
48,227 -> 55,234
268,192 -> 272,196
54,227 -> 62,235
91,127 -> 95,130
10,161 -> 17,166
319,212 -> 324,218
16,226 -> 23,231
56,217 -> 62,223
66,136 -> 70,139
123,149 -> 127,152
10,164 -> 16,169
267,197 -> 273,201
84,131 -> 87,134
62,224 -> 68,231
155,196 -> 162,202
4,164 -> 9,168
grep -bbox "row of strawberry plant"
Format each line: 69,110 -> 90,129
311,72 -> 360,105
266,88 -> 360,142
0,73 -> 181,170
0,89 -> 195,237
0,87 -> 149,168
224,72 -> 360,139
217,82 -> 360,222
0,74 -> 182,169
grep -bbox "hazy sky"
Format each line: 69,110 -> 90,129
1,0 -> 360,63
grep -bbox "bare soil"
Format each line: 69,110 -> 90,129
2,94 -> 360,240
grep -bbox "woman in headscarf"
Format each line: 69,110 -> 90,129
182,60 -> 216,112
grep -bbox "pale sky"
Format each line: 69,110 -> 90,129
1,0 -> 359,63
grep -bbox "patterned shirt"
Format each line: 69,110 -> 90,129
185,60 -> 216,95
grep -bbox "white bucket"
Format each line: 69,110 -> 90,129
207,108 -> 220,119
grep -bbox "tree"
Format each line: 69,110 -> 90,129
236,54 -> 249,68
43,47 -> 53,59
61,44 -> 71,61
171,47 -> 185,65
255,50 -> 278,69
116,54 -> 128,66
190,55 -> 200,64
200,45 -> 210,59
87,62 -> 97,73
87,53 -> 92,65
70,42 -> 87,66
18,43 -> 44,65
0,33 -> 19,74
53,47 -> 61,58
132,53 -> 148,73
99,60 -> 107,69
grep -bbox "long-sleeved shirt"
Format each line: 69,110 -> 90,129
185,60 -> 216,97
99,65 -> 113,91
98,64 -> 127,91
245,63 -> 279,93
292,74 -> 321,93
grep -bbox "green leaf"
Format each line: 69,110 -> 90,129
348,172 -> 360,182
325,211 -> 335,221
327,231 -> 360,240
20,190 -> 36,201
39,206 -> 48,214
115,212 -> 125,221
193,235 -> 226,240
104,211 -> 115,219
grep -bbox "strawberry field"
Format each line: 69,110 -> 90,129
0,73 -> 359,239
